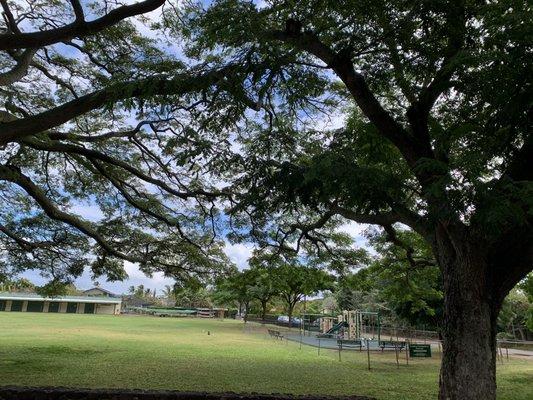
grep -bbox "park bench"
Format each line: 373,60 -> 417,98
267,329 -> 283,340
337,339 -> 363,351
379,340 -> 406,351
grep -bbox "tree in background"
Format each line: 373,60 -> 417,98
248,252 -> 281,320
213,269 -> 256,321
175,287 -> 213,308
0,277 -> 35,292
273,256 -> 334,325
249,269 -> 279,320
520,273 -> 533,332
368,228 -> 443,330
128,284 -> 156,299
498,288 -> 530,340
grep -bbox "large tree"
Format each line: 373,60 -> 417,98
178,1 -> 532,399
1,1 -> 531,399
0,0 -> 233,287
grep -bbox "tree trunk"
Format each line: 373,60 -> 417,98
243,301 -> 249,323
261,300 -> 267,321
436,232 -> 501,400
287,304 -> 294,328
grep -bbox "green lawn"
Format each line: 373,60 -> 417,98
0,313 -> 531,400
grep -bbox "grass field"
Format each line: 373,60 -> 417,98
0,313 -> 531,400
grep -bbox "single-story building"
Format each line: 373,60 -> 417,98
0,292 -> 121,315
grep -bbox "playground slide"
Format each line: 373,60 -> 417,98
326,321 -> 348,335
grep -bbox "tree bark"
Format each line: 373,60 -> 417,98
287,304 -> 294,328
243,301 -> 250,323
436,230 -> 501,400
261,300 -> 268,321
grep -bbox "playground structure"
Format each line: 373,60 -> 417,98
341,310 -> 381,342
301,310 -> 381,342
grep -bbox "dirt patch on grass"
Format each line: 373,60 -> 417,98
0,386 -> 375,400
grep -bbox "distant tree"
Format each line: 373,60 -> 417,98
213,269 -> 256,321
162,285 -> 177,305
175,287 -> 213,308
274,258 -> 334,325
368,229 -> 443,330
0,277 -> 36,293
519,273 -> 533,331
498,289 -> 530,340
248,253 -> 281,320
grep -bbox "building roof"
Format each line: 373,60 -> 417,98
0,292 -> 122,304
82,287 -> 118,297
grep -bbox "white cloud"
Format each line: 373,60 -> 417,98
70,203 -> 104,222
223,242 -> 255,270
338,221 -> 367,237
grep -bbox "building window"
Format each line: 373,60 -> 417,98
84,303 -> 95,314
27,301 -> 43,312
66,302 -> 77,313
10,300 -> 23,312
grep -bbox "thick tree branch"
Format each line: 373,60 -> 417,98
0,0 -> 165,51
0,48 -> 37,85
0,0 -> 20,34
383,224 -> 436,269
489,225 -> 533,306
47,120 -> 153,142
266,28 -> 434,169
406,2 -> 465,160
69,0 -> 85,22
0,67 -> 239,145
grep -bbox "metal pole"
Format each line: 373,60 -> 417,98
366,339 -> 371,370
318,338 -> 321,356
395,342 -> 399,368
506,345 -> 509,360
405,341 -> 409,365
338,341 -> 342,361
377,313 -> 381,343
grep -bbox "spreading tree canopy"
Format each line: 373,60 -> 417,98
0,0 -> 235,286
0,1 -> 531,399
